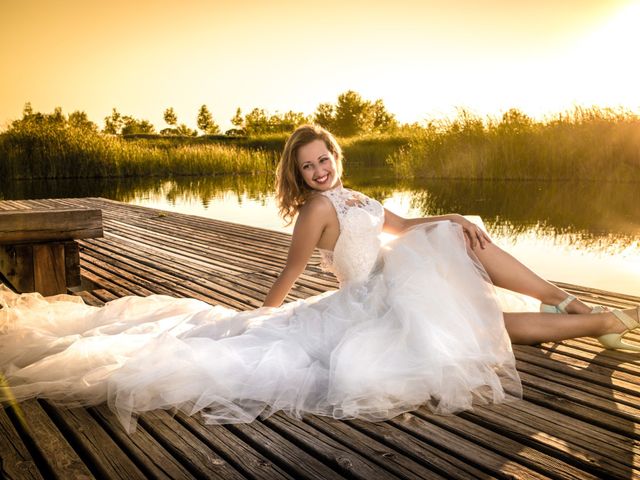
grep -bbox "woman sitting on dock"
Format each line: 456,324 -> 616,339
0,124 -> 638,434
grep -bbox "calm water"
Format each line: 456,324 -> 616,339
1,169 -> 639,296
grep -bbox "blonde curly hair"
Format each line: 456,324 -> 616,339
276,124 -> 343,225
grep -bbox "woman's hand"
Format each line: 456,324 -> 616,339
450,214 -> 492,249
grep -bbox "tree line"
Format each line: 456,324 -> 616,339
8,90 -> 397,138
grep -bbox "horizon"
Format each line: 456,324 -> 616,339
2,0 -> 639,132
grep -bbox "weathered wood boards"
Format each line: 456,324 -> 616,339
0,209 -> 102,295
1,197 -> 639,480
0,209 -> 103,244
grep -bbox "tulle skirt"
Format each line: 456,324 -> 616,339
0,221 -> 534,433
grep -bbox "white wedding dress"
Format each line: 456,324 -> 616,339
0,186 -> 532,434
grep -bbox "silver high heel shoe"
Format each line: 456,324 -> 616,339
540,294 -> 606,314
597,307 -> 640,352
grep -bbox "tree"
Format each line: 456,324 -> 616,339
313,91 -> 397,136
333,90 -> 372,136
68,110 -> 98,131
370,99 -> 397,132
23,102 -> 33,117
176,123 -> 197,136
278,110 -> 310,132
313,103 -> 336,130
121,115 -> 156,135
197,104 -> 220,135
228,107 -> 309,135
50,106 -> 65,125
163,107 -> 177,127
103,108 -> 124,135
244,108 -> 269,135
231,107 -> 244,129
498,108 -> 533,134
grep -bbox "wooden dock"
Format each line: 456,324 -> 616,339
1,197 -> 639,480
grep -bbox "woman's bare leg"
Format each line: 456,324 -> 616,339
503,308 -> 637,345
469,242 -> 592,314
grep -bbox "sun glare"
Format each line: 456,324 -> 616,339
550,2 -> 640,108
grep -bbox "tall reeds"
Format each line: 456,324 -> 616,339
0,122 -> 276,179
388,107 -> 640,181
1,106 -> 638,180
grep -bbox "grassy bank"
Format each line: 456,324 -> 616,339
0,125 -> 277,179
388,107 -> 640,181
1,107 -> 638,180
0,125 -> 411,179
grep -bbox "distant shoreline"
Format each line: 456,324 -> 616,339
2,107 -> 639,181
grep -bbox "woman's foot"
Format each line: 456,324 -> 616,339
597,307 -> 640,352
541,294 -> 596,315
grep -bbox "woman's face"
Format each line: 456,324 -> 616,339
296,139 -> 340,191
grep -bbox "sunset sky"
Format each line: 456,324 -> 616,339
2,0 -> 639,132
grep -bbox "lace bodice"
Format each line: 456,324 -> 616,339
317,186 -> 384,284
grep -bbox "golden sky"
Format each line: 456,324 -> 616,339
1,0 -> 639,132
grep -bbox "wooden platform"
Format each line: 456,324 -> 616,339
1,197 -> 639,480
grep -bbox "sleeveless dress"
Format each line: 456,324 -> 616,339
0,186 -> 524,434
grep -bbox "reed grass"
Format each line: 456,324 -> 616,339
1,106 -> 638,180
0,124 -> 276,179
388,106 -> 640,181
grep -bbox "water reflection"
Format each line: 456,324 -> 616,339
1,171 -> 638,295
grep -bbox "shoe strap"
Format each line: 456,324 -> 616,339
612,308 -> 639,331
557,295 -> 577,313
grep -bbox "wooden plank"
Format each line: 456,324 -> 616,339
0,406 -> 43,480
17,399 -> 95,480
138,409 -> 245,480
0,209 -> 103,243
389,413 -> 550,479
515,348 -> 640,393
79,241 -> 264,309
345,418 -> 493,479
86,288 -> 120,303
492,399 -> 640,458
79,265 -> 140,298
33,243 -> 66,296
515,344 -> 640,381
518,371 -> 640,422
72,290 -> 105,307
87,230 -> 333,294
301,414 -> 447,479
263,413 -> 402,480
174,411 -> 295,480
523,386 -> 640,439
41,401 -> 147,479
89,405 -> 197,480
421,408 -> 602,480
528,341 -> 640,376
516,361 -> 640,409
80,236 -> 322,306
553,280 -> 640,305
227,420 -> 346,479
439,407 -> 628,478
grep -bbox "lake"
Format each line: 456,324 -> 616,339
1,168 -> 638,296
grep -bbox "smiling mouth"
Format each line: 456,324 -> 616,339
314,174 -> 329,184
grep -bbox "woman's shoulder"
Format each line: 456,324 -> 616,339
299,192 -> 333,217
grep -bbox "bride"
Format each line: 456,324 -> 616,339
1,124 -> 638,434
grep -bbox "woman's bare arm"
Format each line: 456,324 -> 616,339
262,198 -> 331,307
383,208 -> 492,249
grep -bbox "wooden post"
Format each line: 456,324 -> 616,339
0,244 -> 35,292
33,243 -> 66,296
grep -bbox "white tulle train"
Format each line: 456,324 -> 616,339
0,222 -> 534,434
